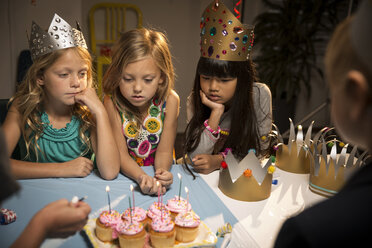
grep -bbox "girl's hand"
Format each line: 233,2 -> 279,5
74,88 -> 104,117
200,90 -> 225,112
191,154 -> 222,174
61,157 -> 93,177
137,174 -> 158,195
155,168 -> 173,192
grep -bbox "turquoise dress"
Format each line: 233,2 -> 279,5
19,112 -> 92,163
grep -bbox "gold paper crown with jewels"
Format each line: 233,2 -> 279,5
218,149 -> 275,201
273,119 -> 317,174
200,0 -> 254,61
308,131 -> 370,198
28,14 -> 87,61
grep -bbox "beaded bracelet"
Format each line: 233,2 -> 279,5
204,119 -> 221,135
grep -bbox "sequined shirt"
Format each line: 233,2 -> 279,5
120,98 -> 166,166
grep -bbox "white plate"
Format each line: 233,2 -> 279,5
83,218 -> 217,248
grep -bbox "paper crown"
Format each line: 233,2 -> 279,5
308,130 -> 369,197
200,0 -> 254,61
273,119 -> 315,174
28,14 -> 87,61
218,149 -> 275,201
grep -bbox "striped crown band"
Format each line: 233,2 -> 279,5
200,0 -> 254,61
28,14 -> 87,61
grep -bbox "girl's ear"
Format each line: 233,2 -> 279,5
36,76 -> 45,86
346,70 -> 369,121
158,74 -> 165,85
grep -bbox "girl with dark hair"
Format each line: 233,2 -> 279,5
182,1 -> 272,174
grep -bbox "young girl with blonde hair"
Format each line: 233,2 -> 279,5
103,28 -> 179,195
2,14 -> 119,180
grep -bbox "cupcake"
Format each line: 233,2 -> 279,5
116,220 -> 146,248
147,202 -> 170,223
166,196 -> 192,220
175,211 -> 201,242
122,206 -> 148,228
95,210 -> 121,242
149,215 -> 176,248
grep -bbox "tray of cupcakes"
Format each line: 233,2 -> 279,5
83,184 -> 217,248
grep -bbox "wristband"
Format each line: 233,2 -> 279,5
204,119 -> 221,135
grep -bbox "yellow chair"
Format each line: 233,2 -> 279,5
89,3 -> 143,97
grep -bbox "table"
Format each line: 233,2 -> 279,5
0,164 -> 326,248
200,167 -> 326,248
0,165 -> 238,248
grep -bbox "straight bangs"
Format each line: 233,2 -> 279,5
197,57 -> 240,78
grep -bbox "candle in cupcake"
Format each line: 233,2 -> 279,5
106,185 -> 111,213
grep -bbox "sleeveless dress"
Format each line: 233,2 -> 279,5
120,98 -> 166,166
19,112 -> 92,162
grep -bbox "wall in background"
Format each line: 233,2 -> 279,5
1,0 -> 331,133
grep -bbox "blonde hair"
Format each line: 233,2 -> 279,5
10,47 -> 95,161
325,17 -> 372,88
103,28 -> 175,125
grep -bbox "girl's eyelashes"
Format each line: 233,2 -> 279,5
58,73 -> 68,78
144,78 -> 154,83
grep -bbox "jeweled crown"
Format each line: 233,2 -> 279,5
219,149 -> 275,201
200,0 -> 254,61
28,14 -> 87,61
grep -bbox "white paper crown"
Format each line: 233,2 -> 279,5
308,131 -> 369,197
28,14 -> 87,61
218,150 -> 275,201
272,119 -> 315,174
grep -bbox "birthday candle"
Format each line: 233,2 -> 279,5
105,186 -> 111,213
128,196 -> 132,223
185,186 -> 189,213
178,173 -> 182,201
157,181 -> 160,206
130,184 -> 135,211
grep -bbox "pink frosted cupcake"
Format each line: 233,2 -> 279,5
122,207 -> 148,228
175,211 -> 201,242
166,196 -> 192,220
95,210 -> 121,242
116,220 -> 146,248
147,202 -> 170,223
149,215 -> 176,248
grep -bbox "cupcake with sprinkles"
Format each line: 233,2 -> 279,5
166,196 -> 192,220
95,210 -> 121,242
122,206 -> 148,228
175,210 -> 201,242
116,220 -> 146,248
149,215 -> 176,248
147,201 -> 170,224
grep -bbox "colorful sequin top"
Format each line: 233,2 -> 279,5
120,98 -> 166,166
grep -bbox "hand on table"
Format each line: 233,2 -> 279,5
61,157 -> 93,177
192,154 -> 222,174
155,168 -> 173,192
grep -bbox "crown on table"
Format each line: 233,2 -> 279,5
200,0 -> 254,61
28,14 -> 87,61
308,131 -> 369,197
272,118 -> 316,174
218,149 -> 275,201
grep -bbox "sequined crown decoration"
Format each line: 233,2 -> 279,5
218,149 -> 275,201
200,0 -> 254,61
29,14 -> 87,61
308,130 -> 369,197
272,119 -> 317,174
